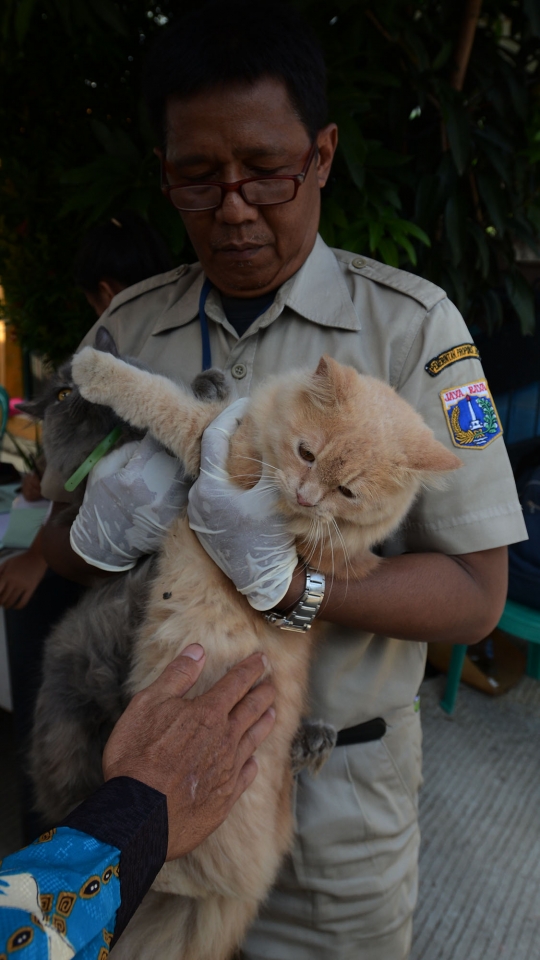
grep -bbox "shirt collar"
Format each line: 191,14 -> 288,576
151,235 -> 360,336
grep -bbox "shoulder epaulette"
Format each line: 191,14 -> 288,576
108,264 -> 190,314
335,250 -> 447,312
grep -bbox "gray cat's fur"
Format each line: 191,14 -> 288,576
25,327 -> 229,824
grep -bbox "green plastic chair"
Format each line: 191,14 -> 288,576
0,385 -> 9,443
440,599 -> 540,714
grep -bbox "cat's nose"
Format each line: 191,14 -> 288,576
297,491 -> 316,507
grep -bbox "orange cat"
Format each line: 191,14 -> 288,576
72,349 -> 461,960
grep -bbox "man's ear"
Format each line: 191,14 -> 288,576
316,124 -> 338,188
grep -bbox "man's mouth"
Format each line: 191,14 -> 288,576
213,241 -> 269,261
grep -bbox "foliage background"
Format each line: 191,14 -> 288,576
1,0 -> 540,365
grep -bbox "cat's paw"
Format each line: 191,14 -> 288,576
72,347 -> 119,404
291,719 -> 337,776
191,368 -> 229,402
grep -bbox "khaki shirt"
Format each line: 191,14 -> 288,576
79,235 -> 526,728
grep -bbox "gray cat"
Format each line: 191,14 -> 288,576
22,327 -> 228,824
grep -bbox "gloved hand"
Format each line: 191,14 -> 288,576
187,399 -> 298,611
70,434 -> 190,571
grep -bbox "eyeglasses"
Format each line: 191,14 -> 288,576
161,141 -> 317,212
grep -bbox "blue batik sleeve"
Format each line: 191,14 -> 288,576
0,826 -> 120,959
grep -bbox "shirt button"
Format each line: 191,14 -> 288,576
352,257 -> 366,269
231,362 -> 247,380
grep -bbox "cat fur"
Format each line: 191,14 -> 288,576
27,328 -> 229,824
71,346 -> 462,960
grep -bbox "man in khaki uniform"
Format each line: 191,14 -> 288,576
43,3 -> 526,958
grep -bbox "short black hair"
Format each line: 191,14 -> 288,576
74,212 -> 173,295
144,0 -> 327,147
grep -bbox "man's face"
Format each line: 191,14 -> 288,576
161,77 -> 337,297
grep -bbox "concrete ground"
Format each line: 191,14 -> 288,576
2,672 -> 540,958
412,673 -> 540,960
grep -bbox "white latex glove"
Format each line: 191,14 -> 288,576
187,399 -> 298,611
70,434 -> 190,571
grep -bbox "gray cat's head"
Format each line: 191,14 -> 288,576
18,327 -> 146,484
18,327 -> 230,490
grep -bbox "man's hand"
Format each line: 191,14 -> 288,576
102,646 -> 276,861
187,400 -> 298,611
70,433 -> 189,571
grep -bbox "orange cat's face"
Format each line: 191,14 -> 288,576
254,356 -> 462,528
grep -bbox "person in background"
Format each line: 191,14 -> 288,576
2,212 -> 173,841
0,647 -> 276,959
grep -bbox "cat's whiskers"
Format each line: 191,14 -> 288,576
331,517 -> 354,598
236,455 -> 280,475
302,518 -> 322,569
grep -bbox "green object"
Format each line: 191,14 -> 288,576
0,386 -> 9,442
64,427 -> 122,492
498,600 -> 540,681
440,600 -> 540,713
440,645 -> 467,715
1,506 -> 49,549
0,483 -> 22,515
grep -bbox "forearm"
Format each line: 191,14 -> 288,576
0,779 -> 167,957
42,503 -> 117,586
279,546 -> 508,644
25,525 -> 45,560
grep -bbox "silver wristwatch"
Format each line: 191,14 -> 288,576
263,567 -> 325,632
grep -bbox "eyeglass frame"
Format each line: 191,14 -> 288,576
160,140 -> 318,212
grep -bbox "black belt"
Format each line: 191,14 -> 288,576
336,717 -> 387,747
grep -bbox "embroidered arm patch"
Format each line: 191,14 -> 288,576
440,380 -> 502,449
425,343 -> 480,377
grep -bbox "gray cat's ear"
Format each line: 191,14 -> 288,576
16,397 -> 48,420
95,326 -> 120,357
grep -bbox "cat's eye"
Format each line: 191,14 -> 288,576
299,443 -> 315,463
339,486 -> 354,498
57,388 -> 72,401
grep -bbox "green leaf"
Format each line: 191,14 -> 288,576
89,0 -> 129,37
14,0 -> 36,43
392,232 -> 417,265
504,272 -> 535,335
468,222 -> 490,279
378,238 -> 399,267
524,0 -> 540,36
477,176 -> 507,236
445,102 -> 471,176
432,39 -> 452,71
90,120 -> 141,165
392,219 -> 430,246
444,195 -> 462,266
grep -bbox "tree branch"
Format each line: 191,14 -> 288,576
451,0 -> 484,92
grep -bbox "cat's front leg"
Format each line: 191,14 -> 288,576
72,348 -> 225,474
291,720 -> 337,775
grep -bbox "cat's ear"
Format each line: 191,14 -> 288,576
95,326 -> 120,357
407,433 -> 462,474
15,396 -> 48,420
311,355 -> 348,405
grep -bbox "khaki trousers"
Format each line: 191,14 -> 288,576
242,705 -> 422,960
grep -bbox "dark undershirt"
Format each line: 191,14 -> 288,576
221,291 -> 276,337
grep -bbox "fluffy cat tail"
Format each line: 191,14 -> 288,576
112,889 -> 258,960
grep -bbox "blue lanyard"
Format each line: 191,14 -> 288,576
198,277 -> 213,371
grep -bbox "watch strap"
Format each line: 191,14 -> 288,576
264,567 -> 325,632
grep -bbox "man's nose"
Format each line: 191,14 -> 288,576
215,190 -> 259,225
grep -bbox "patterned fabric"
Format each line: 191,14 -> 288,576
0,827 -> 120,959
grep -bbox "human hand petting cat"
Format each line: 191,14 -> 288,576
70,433 -> 189,571
187,399 -> 298,611
103,646 -> 276,861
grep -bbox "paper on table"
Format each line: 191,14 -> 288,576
1,507 -> 49,549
